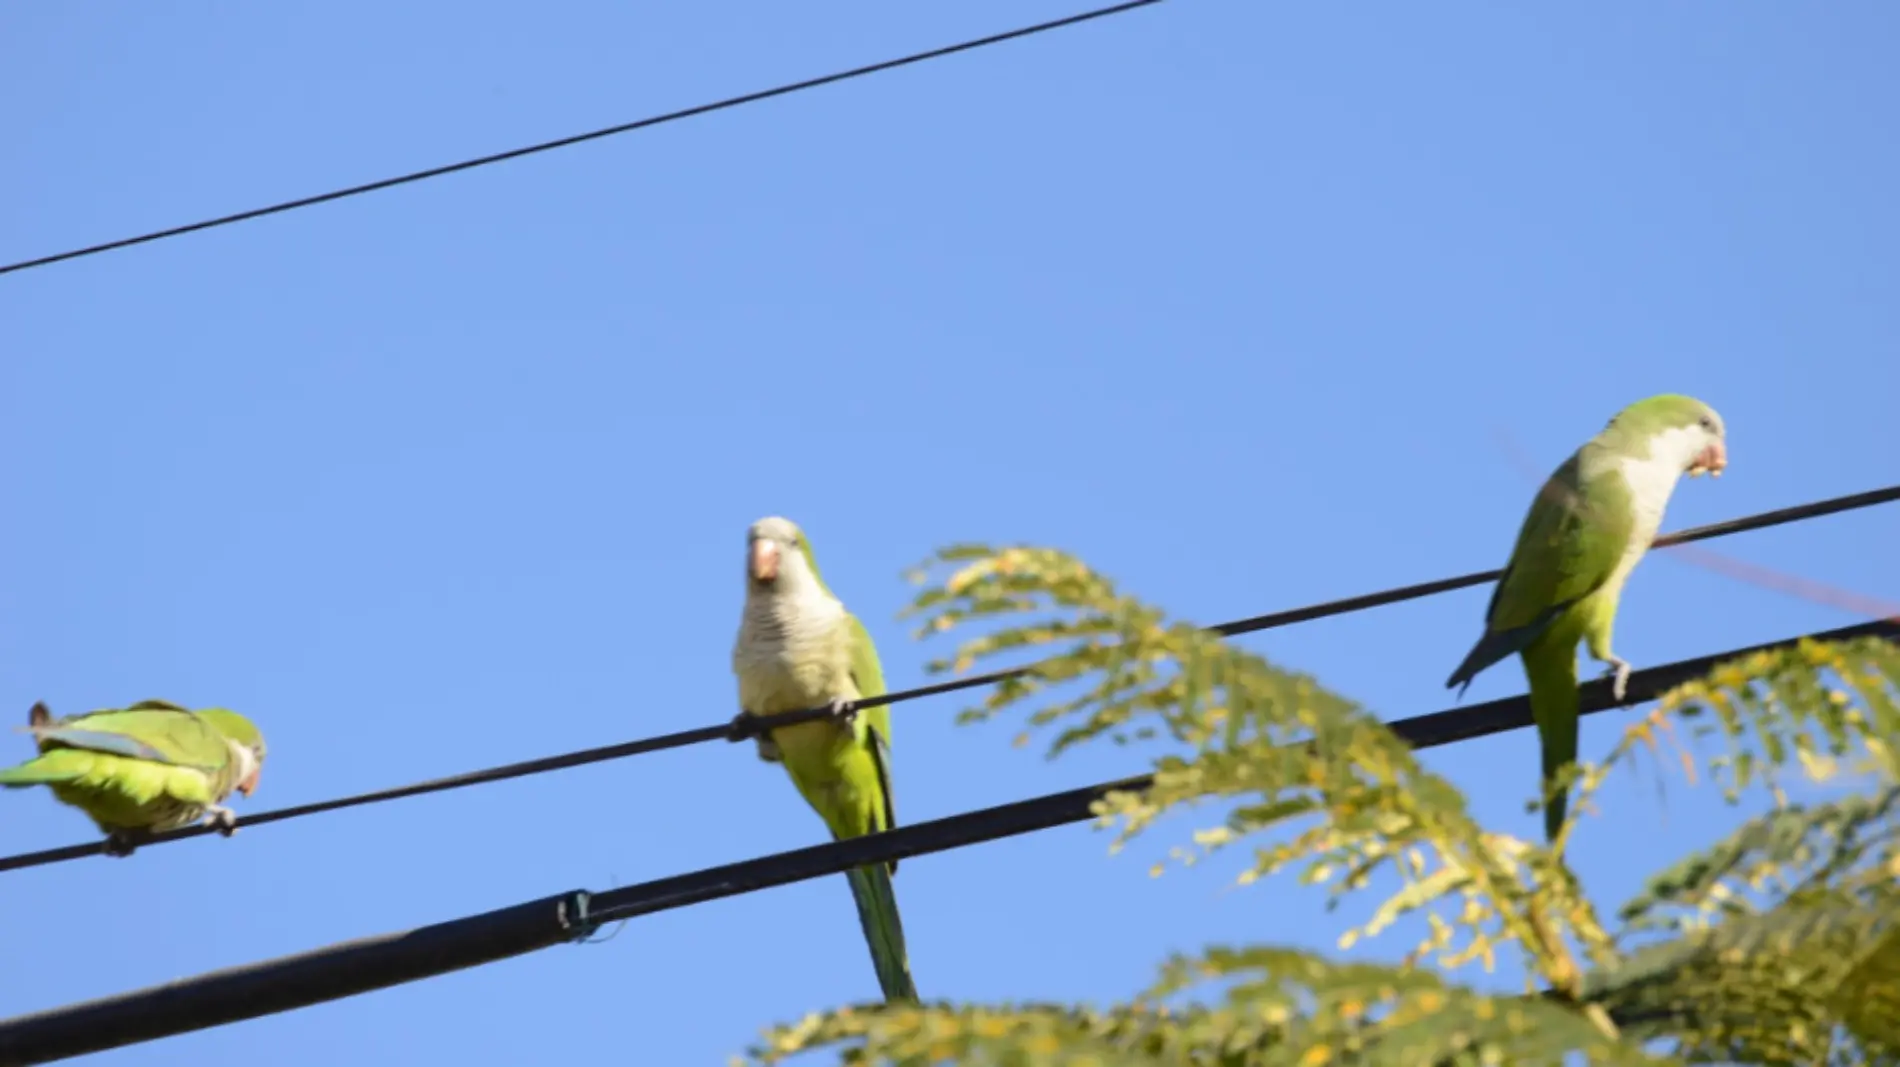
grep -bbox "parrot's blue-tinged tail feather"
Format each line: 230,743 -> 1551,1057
1446,600 -> 1575,695
1446,629 -> 1517,695
844,862 -> 918,1003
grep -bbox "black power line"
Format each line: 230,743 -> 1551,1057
1211,483 -> 1900,639
1,482 -> 1892,877
0,0 -> 1166,279
2,617 -> 1892,1065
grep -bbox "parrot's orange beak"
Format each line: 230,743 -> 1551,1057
1688,439 -> 1728,479
236,768 -> 260,797
750,539 -> 780,583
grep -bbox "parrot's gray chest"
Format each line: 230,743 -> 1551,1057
733,594 -> 854,713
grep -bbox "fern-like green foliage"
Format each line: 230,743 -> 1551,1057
741,542 -> 1900,1066
1577,636 -> 1900,819
750,950 -> 1652,1066
1592,886 -> 1900,1065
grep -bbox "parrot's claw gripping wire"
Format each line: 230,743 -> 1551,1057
102,831 -> 146,858
1606,659 -> 1633,703
725,711 -> 759,744
204,806 -> 240,837
825,698 -> 860,726
724,711 -> 784,760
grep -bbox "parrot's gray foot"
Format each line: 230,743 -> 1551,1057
726,711 -> 757,742
1604,657 -> 1633,702
102,830 -> 148,858
727,711 -> 783,760
202,805 -> 240,837
824,697 -> 859,726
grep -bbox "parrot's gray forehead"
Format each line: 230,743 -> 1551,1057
748,516 -> 804,543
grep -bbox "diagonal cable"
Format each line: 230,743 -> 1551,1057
0,0 -> 1166,278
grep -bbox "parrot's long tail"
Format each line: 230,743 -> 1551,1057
1522,639 -> 1582,844
844,861 -> 918,1003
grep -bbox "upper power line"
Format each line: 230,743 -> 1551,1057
0,0 -> 1165,279
3,616 -> 1893,1065
1,482 -> 1892,877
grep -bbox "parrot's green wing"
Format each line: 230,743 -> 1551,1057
844,611 -> 917,1001
33,704 -> 233,773
847,613 -> 897,852
1488,458 -> 1636,629
1447,455 -> 1635,691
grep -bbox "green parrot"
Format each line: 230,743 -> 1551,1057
1446,394 -> 1728,842
0,699 -> 268,856
731,516 -> 918,1003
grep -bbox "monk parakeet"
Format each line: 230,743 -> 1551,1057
0,699 -> 268,856
731,516 -> 918,1003
1446,394 -> 1728,842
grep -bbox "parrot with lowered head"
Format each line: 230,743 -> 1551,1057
1446,394 -> 1728,843
0,699 -> 268,856
731,516 -> 918,1003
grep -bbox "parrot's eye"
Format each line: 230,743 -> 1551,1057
1698,415 -> 1714,430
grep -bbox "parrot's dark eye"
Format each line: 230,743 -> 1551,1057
1698,415 -> 1714,430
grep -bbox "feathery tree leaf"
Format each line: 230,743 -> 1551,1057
899,545 -> 1607,988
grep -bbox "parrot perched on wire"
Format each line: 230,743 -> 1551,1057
1446,394 -> 1728,843
731,516 -> 918,1003
0,699 -> 268,856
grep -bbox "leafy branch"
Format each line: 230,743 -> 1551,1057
898,545 -> 1608,990
741,541 -> 1900,1067
751,948 -> 1662,1067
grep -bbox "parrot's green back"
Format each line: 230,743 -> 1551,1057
734,519 -> 917,1003
1451,450 -> 1637,683
0,700 -> 246,834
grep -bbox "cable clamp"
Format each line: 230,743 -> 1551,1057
559,890 -> 600,943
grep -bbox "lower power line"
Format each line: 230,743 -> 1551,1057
1,617 -> 1892,1065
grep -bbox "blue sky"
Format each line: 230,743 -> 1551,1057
2,1 -> 1896,1062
